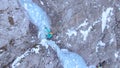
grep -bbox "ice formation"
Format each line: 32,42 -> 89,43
18,0 -> 87,68
47,40 -> 87,68
19,0 -> 51,39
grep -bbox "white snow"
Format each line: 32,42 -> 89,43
92,20 -> 100,26
114,52 -> 119,58
76,19 -> 88,30
96,46 -> 99,52
40,0 -> 44,5
31,45 -> 40,54
77,19 -> 100,41
97,41 -> 106,47
101,7 -> 113,32
66,29 -> 77,38
40,39 -> 49,49
80,26 -> 92,41
110,38 -> 114,44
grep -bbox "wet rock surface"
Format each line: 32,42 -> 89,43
0,0 -> 120,68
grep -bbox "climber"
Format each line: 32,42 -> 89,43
45,27 -> 53,39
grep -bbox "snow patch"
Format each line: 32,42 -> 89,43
96,46 -> 99,52
77,19 -> 100,41
101,7 -> 113,32
12,45 -> 40,68
66,29 -> 77,38
110,38 -> 114,44
92,20 -> 100,26
114,52 -> 119,58
40,0 -> 44,5
97,41 -> 106,46
40,39 -> 49,49
80,26 -> 92,41
76,19 -> 88,30
31,45 -> 40,54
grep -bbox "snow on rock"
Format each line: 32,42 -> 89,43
66,29 -> 77,38
80,26 -> 92,41
114,52 -> 119,58
40,39 -> 49,49
77,19 -> 100,41
12,45 -> 40,68
97,41 -> 106,47
101,7 -> 113,32
31,45 -> 40,54
110,38 -> 114,45
96,41 -> 106,52
12,50 -> 30,68
76,19 -> 88,30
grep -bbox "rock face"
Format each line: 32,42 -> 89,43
0,0 -> 120,68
